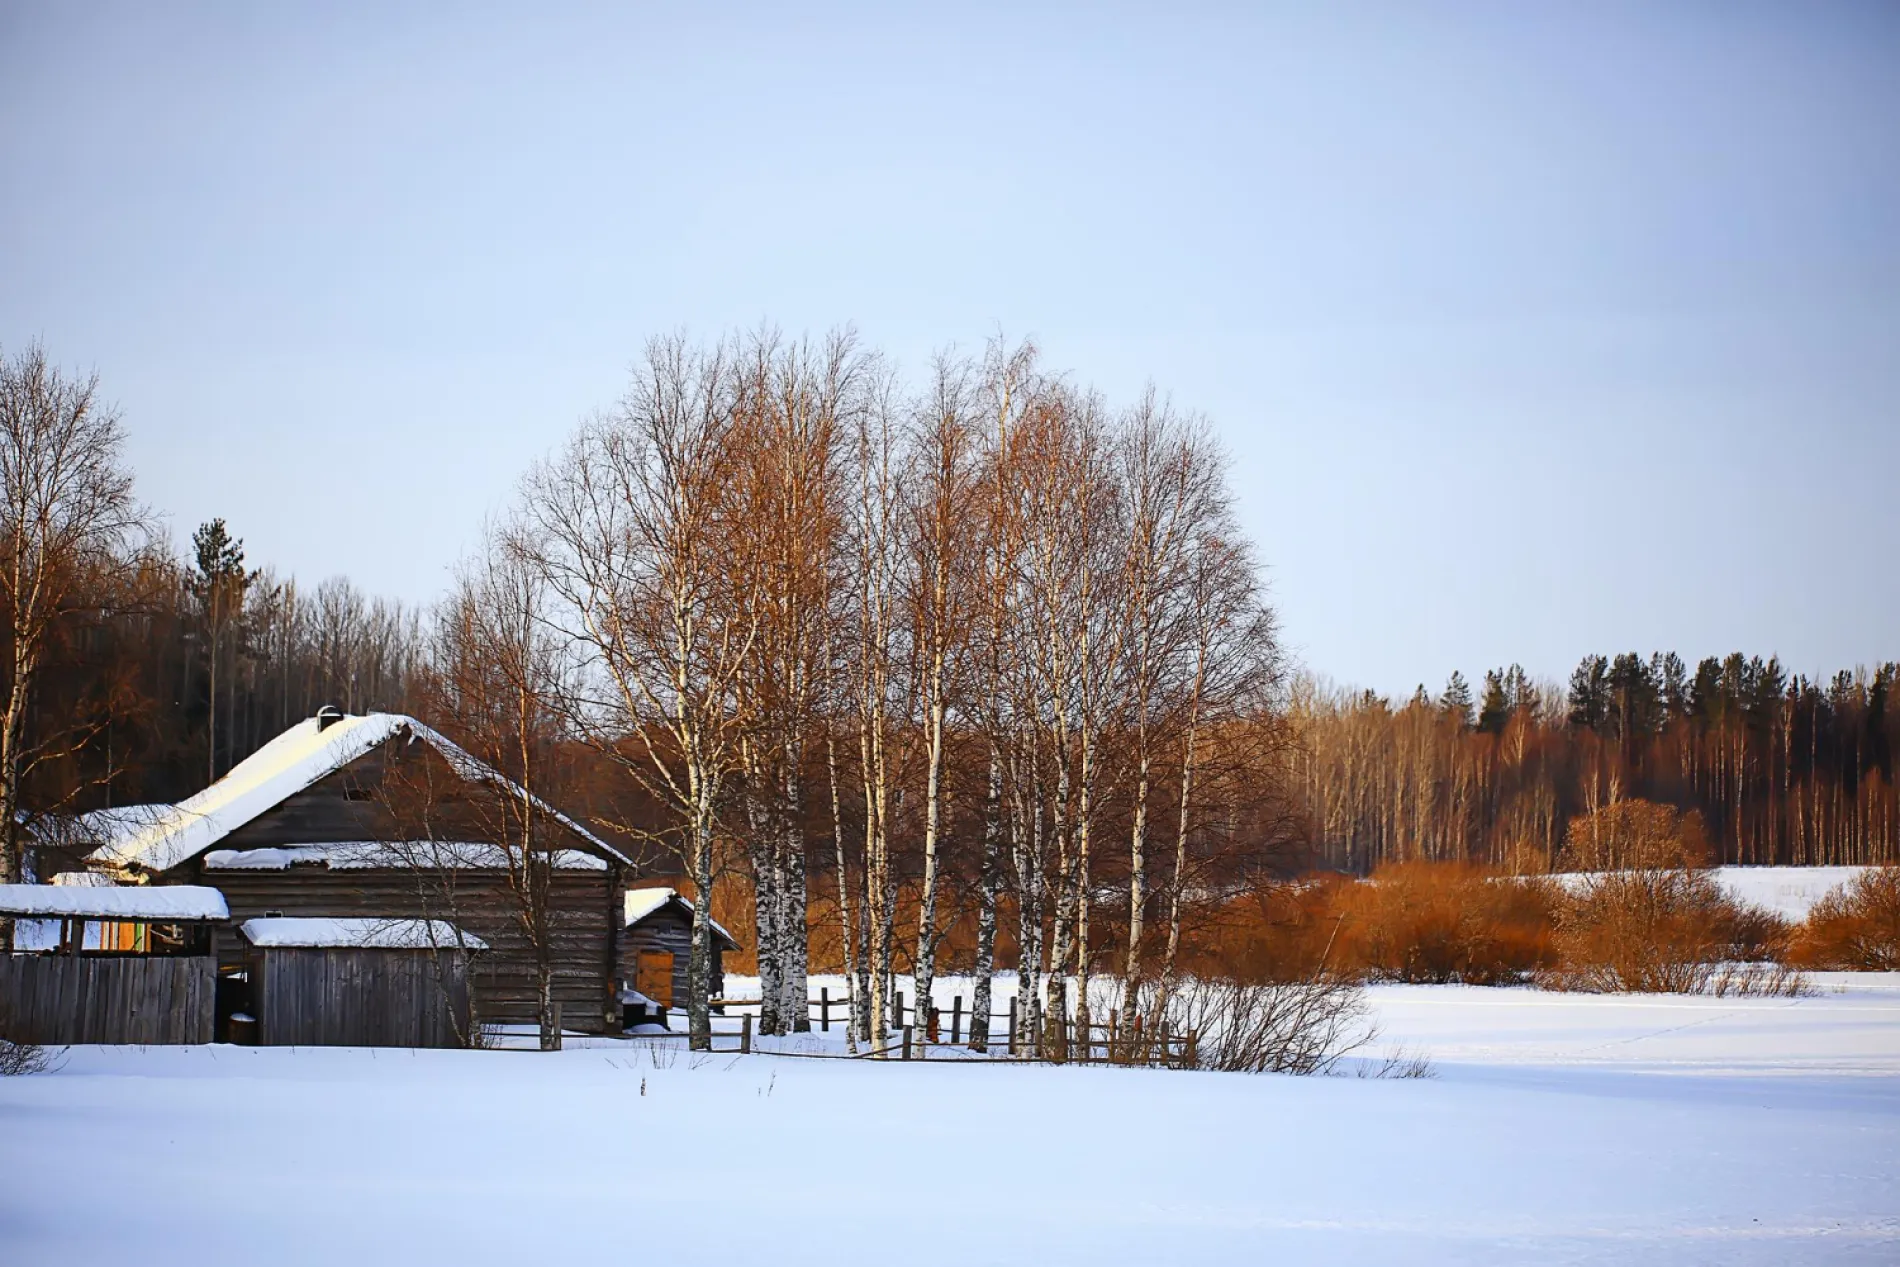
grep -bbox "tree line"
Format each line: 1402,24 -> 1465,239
1295,652 -> 1899,873
0,344 -> 420,904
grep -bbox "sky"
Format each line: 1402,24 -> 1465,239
2,2 -> 1895,696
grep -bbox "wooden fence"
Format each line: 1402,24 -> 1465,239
252,946 -> 472,1048
700,988 -> 1197,1068
0,954 -> 215,1045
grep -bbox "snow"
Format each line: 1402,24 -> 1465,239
238,916 -> 488,951
1709,865 -> 1872,922
87,711 -> 630,876
1545,865 -> 1870,921
202,841 -> 607,871
1,976 -> 1895,1265
0,882 -> 228,920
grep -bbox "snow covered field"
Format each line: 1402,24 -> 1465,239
3,975 -> 1896,1265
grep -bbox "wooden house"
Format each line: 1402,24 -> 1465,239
619,886 -> 739,1026
82,709 -> 642,1035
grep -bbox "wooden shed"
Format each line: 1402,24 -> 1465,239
238,917 -> 486,1048
618,887 -> 739,1028
81,710 -> 638,1034
0,882 -> 227,1045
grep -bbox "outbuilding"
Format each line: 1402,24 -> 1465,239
618,887 -> 739,1028
237,916 -> 487,1048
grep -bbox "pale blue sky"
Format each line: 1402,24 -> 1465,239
3,3 -> 1895,694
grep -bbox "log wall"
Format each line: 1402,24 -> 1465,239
196,864 -> 622,1032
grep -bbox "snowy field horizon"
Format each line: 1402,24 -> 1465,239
4,970 -> 1896,1265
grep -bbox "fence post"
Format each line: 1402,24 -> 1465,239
1131,1013 -> 1143,1065
1161,1024 -> 1173,1069
1007,996 -> 1018,1056
895,990 -> 905,1034
820,987 -> 830,1032
901,1025 -> 913,1061
951,996 -> 963,1047
1185,1027 -> 1198,1070
741,1013 -> 753,1054
927,1005 -> 940,1044
1109,1009 -> 1119,1064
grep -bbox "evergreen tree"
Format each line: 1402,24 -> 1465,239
1567,654 -> 1609,731
1477,669 -> 1511,735
1441,670 -> 1474,728
189,519 -> 255,781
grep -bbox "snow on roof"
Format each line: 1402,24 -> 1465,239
239,917 -> 489,951
0,883 -> 229,920
77,804 -> 174,841
202,842 -> 607,871
623,886 -> 740,950
87,712 -> 630,875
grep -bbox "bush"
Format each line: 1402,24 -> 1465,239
1541,868 -> 1734,993
1152,976 -> 1371,1075
0,1038 -> 59,1076
1561,800 -> 1711,872
1791,868 -> 1900,970
1332,862 -> 1555,985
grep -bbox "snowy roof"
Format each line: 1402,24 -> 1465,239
239,917 -> 489,951
87,712 -> 630,875
0,883 -> 229,921
202,842 -> 607,872
77,804 -> 174,841
623,887 -> 740,951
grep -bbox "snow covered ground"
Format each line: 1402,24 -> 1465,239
1540,865 -> 1868,922
3,975 -> 1896,1265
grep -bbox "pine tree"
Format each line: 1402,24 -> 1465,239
1567,655 -> 1609,730
1477,669 -> 1511,735
189,519 -> 253,782
1441,670 -> 1474,728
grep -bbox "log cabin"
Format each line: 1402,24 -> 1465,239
619,885 -> 739,1027
80,707 -> 652,1035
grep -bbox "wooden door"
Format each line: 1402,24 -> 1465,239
635,951 -> 675,1007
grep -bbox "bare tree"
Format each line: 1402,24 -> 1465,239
526,335 -> 760,1050
903,350 -> 980,1048
0,346 -> 140,939
419,520 -> 581,1050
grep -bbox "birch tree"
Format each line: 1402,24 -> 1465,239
525,335 -> 758,1050
902,350 -> 979,1048
0,346 -> 139,935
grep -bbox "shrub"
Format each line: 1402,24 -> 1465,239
1332,862 -> 1555,985
1791,868 -> 1900,970
1151,976 -> 1371,1075
1560,800 -> 1711,872
1541,868 -> 1733,993
0,1038 -> 59,1076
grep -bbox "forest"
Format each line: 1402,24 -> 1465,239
1,336 -> 1894,1040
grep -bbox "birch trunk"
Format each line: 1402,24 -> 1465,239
969,741 -> 1003,1050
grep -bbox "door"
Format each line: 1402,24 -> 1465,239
635,951 -> 676,1007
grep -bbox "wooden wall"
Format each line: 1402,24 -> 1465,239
251,946 -> 471,1048
197,864 -> 624,1033
620,905 -> 725,1011
0,954 -> 214,1044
